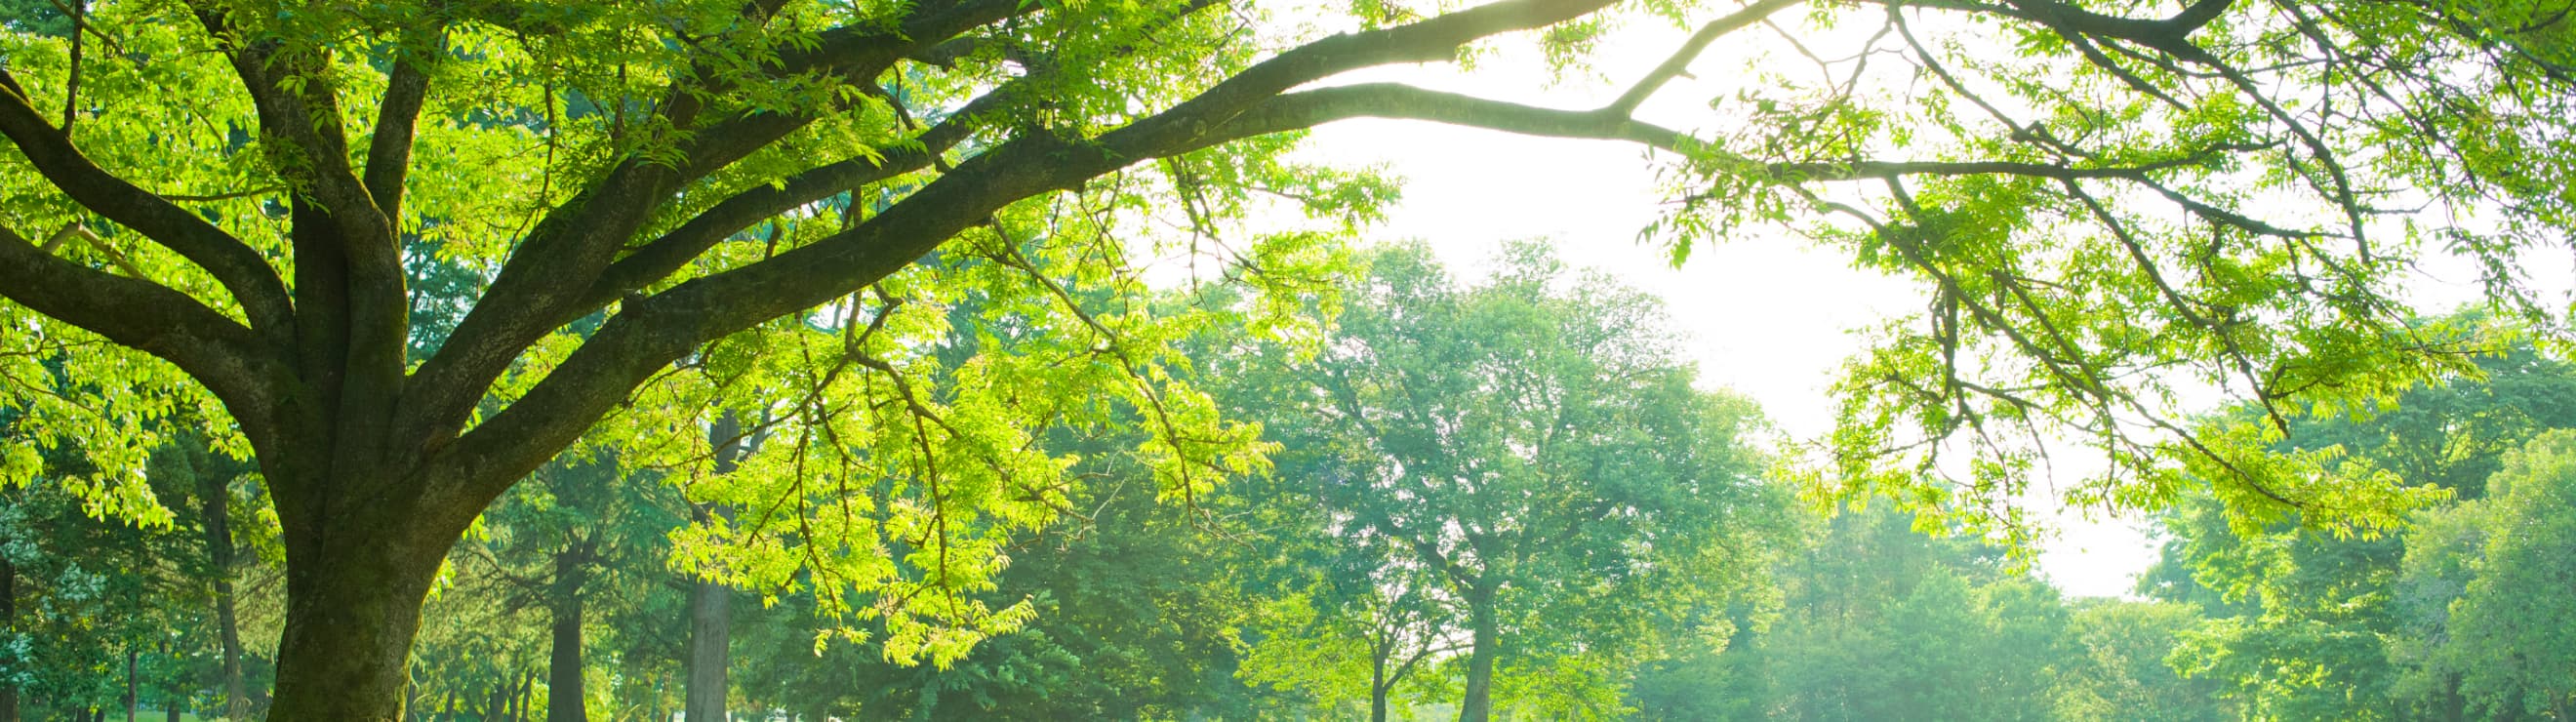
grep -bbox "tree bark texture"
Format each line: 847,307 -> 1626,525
1370,655 -> 1390,722
683,580 -> 731,722
265,511 -> 452,722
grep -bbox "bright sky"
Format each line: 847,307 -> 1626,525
1287,14 -> 2167,598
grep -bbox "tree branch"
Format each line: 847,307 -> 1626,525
364,32 -> 441,224
1603,0 -> 1802,115
1202,83 -> 1689,151
395,0 -> 1028,459
1895,0 -> 2234,57
1108,0 -> 1630,148
420,0 -> 1716,506
584,82 -> 1018,308
0,68 -> 293,341
0,226 -> 286,449
194,7 -> 415,471
201,10 -> 399,249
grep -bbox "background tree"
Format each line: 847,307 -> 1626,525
1719,506 -> 2083,721
1225,241 -> 1785,720
2441,430 -> 2576,718
2152,338 -> 2576,719
2054,599 -> 2234,722
726,448 -> 1273,720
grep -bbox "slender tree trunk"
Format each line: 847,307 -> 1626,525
2439,672 -> 2465,722
191,452 -> 249,722
0,557 -> 16,722
650,670 -> 669,722
546,547 -> 589,722
1457,591 -> 1499,722
123,647 -> 138,722
683,559 -> 732,722
684,414 -> 748,722
1370,652 -> 1390,722
163,655 -> 183,722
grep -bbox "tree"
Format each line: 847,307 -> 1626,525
1226,242 -> 1783,720
2055,600 -> 2234,722
1728,505 -> 2083,722
2443,430 -> 2576,718
1,0 -> 2569,715
2151,340 -> 2576,718
2389,497 -> 2485,721
727,446 -> 1275,720
1237,566 -> 1452,721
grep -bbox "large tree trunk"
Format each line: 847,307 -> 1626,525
265,511 -> 451,722
1457,589 -> 1499,722
546,547 -> 589,722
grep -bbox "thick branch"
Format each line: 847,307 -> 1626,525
0,226 -> 285,447
197,10 -> 414,469
364,38 -> 439,223
585,82 -> 1022,307
1111,0 -> 1630,147
423,0 -> 1690,504
425,130 -> 1110,506
396,0 -> 1027,458
1207,84 -> 2242,187
1204,83 -> 1689,151
0,68 -> 292,339
206,16 -> 400,251
1900,0 -> 2234,56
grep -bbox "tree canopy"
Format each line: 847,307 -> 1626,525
1,0 -> 2572,717
1223,242 -> 1785,719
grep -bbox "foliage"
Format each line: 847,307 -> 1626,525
2055,599 -> 2235,722
1220,241 -> 1789,718
1724,507 -> 2073,721
2442,430 -> 2576,717
2153,338 -> 2576,719
728,444 -> 1275,720
1,0 -> 2573,712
